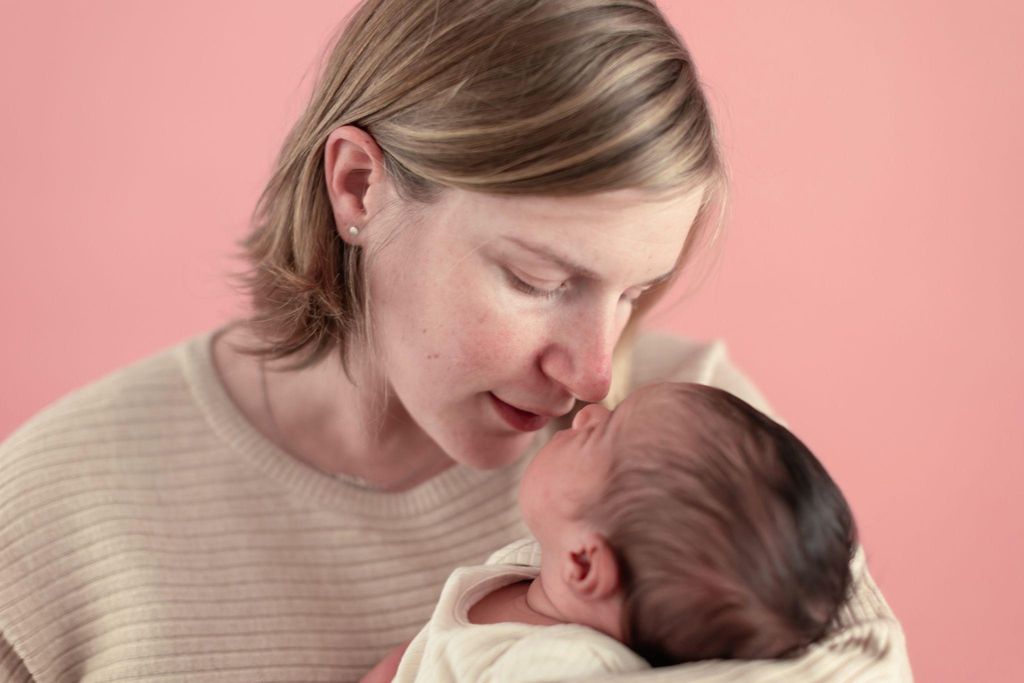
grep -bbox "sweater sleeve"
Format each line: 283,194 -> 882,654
0,633 -> 34,683
629,332 -> 777,418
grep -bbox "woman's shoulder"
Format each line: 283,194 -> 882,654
0,333 -> 221,594
0,332 -> 211,480
630,330 -> 776,418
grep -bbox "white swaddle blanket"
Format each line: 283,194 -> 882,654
392,540 -> 648,683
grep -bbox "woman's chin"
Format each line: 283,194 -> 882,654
447,432 -> 536,470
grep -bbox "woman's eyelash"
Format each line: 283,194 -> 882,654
504,268 -> 646,305
505,270 -> 565,300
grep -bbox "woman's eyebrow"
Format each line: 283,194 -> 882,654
502,236 -> 675,288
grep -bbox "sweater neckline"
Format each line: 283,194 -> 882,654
451,565 -> 540,628
177,326 -> 544,517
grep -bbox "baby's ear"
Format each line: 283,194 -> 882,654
562,531 -> 620,602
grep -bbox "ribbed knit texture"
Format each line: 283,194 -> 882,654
0,330 -> 912,682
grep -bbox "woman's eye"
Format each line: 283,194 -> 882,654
505,270 -> 566,300
504,268 -> 649,306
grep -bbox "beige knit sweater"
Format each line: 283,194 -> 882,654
0,330 -> 911,682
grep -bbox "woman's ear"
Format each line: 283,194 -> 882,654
562,531 -> 621,602
323,125 -> 386,245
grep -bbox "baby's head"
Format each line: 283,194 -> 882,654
518,382 -> 857,666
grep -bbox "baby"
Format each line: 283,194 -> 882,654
361,382 -> 857,682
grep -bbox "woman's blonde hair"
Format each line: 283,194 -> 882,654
240,0 -> 729,408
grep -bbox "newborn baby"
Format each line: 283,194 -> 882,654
361,382 -> 857,682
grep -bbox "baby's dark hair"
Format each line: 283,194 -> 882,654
582,382 -> 857,666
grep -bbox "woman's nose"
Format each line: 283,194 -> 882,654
539,303 -> 619,403
572,403 -> 610,430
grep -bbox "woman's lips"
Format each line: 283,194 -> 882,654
489,393 -> 551,432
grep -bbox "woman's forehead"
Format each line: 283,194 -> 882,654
431,187 -> 703,275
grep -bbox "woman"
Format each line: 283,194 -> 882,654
0,1 -> 910,681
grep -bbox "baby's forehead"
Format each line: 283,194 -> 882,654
611,383 -> 719,444
611,383 -> 681,434
619,382 -> 689,416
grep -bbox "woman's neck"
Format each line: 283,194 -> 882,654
212,323 -> 455,491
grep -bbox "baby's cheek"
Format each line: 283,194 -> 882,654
518,467 -> 547,534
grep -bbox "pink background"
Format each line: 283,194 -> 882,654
2,2 -> 1021,680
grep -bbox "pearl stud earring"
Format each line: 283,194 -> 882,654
348,225 -> 360,237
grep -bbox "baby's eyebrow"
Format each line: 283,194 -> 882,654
503,236 -> 674,289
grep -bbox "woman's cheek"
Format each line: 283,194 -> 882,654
453,298 -> 537,374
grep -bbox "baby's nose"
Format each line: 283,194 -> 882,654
572,403 -> 610,430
